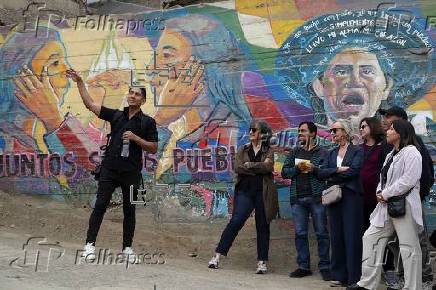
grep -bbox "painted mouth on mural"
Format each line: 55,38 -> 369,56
341,94 -> 364,111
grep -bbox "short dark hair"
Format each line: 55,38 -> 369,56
139,88 -> 146,99
360,117 -> 385,144
391,119 -> 419,150
298,121 -> 317,134
378,106 -> 408,120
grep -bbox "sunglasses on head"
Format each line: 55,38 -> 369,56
330,128 -> 343,134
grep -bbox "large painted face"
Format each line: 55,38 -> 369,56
31,41 -> 69,101
314,48 -> 391,127
150,29 -> 198,125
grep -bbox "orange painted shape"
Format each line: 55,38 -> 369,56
245,95 -> 289,130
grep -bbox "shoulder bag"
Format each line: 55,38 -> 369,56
322,184 -> 342,205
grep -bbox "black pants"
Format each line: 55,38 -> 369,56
216,190 -> 270,261
327,188 -> 363,285
86,166 -> 140,249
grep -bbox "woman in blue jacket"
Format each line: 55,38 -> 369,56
314,119 -> 364,287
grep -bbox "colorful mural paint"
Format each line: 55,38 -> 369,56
0,0 -> 435,221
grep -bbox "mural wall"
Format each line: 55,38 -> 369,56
0,0 -> 435,221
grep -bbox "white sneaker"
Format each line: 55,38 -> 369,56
82,243 -> 95,259
208,255 -> 219,269
122,247 -> 137,263
256,261 -> 267,274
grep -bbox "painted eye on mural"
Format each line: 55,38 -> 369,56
332,65 -> 351,77
360,66 -> 375,76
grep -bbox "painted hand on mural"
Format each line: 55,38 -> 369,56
65,68 -> 82,83
153,57 -> 204,126
14,65 -> 63,132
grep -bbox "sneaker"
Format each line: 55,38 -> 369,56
289,268 -> 312,278
346,284 -> 369,290
208,255 -> 219,269
255,261 -> 267,274
82,243 -> 95,259
122,247 -> 137,263
320,269 -> 331,281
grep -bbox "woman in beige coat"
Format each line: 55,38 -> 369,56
349,119 -> 423,290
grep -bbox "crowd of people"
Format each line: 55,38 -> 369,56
208,106 -> 434,290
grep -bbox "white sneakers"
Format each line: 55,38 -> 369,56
255,261 -> 267,274
122,247 -> 137,263
81,244 -> 137,263
208,255 -> 267,274
208,254 -> 220,269
83,243 -> 96,259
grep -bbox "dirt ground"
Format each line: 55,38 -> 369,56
0,190 -> 389,290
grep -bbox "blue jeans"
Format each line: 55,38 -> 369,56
291,196 -> 330,271
216,191 -> 270,261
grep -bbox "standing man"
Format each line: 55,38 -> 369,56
378,106 -> 434,290
66,69 -> 158,259
281,122 -> 330,281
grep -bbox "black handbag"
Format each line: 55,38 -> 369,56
381,153 -> 412,218
387,192 -> 409,218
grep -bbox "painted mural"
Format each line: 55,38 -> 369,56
0,0 -> 435,222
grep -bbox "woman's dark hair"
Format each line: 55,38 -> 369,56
360,117 -> 385,144
250,119 -> 272,151
391,119 -> 420,150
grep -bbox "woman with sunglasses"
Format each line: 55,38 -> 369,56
208,120 -> 278,274
358,117 -> 385,230
314,119 -> 364,287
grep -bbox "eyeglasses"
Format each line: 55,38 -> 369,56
249,127 -> 258,133
360,124 -> 367,130
330,128 -> 343,134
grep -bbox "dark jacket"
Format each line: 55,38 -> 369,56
234,144 -> 278,223
315,144 -> 364,194
380,136 -> 434,200
281,145 -> 328,204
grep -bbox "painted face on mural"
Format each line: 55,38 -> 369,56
31,41 -> 69,100
150,29 -> 204,126
313,48 -> 392,129
151,29 -> 192,96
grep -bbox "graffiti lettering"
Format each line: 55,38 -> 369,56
173,146 -> 235,174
